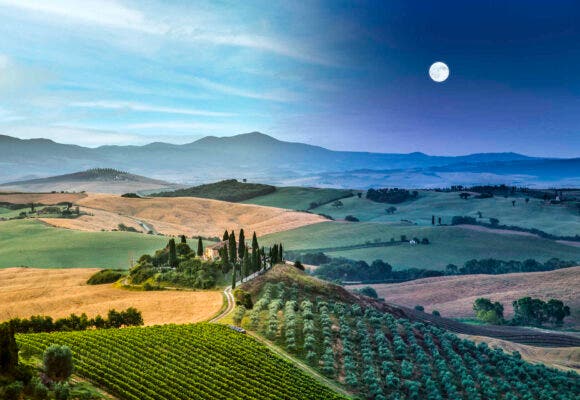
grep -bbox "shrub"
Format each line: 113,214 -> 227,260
432,310 -> 441,317
414,305 -> 424,312
3,381 -> 23,400
87,269 -> 124,285
344,215 -> 359,222
43,345 -> 73,382
293,261 -> 305,271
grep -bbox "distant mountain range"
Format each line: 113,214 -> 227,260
1,132 -> 578,188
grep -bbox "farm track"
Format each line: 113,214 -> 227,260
397,305 -> 580,347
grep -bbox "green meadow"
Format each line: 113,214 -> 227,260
313,190 -> 579,236
0,219 -> 169,269
261,221 -> 580,270
243,186 -> 353,210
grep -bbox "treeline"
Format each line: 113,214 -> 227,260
291,252 -> 577,283
451,215 -> 580,242
129,230 -> 283,290
150,179 -> 276,202
474,297 -> 571,327
366,188 -> 419,204
6,307 -> 143,333
87,269 -> 125,285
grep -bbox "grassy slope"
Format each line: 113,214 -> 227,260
261,222 -> 580,269
243,186 -> 353,210
313,191 -> 580,236
0,219 -> 168,268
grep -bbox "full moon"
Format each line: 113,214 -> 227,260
429,62 -> 449,82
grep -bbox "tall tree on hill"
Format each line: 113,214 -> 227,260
0,322 -> 18,374
220,243 -> 230,273
197,237 -> 203,257
228,231 -> 237,263
278,243 -> 284,262
168,239 -> 178,268
180,235 -> 187,244
238,229 -> 246,260
260,246 -> 267,270
251,232 -> 260,272
223,230 -> 229,241
431,215 -> 435,225
242,247 -> 250,281
231,263 -> 236,289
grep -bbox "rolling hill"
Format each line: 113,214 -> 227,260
0,168 -> 177,194
352,266 -> 580,328
1,132 -> 575,187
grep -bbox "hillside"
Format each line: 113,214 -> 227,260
243,186 -> 354,210
0,268 -> 222,325
354,266 -> 580,327
261,222 -> 580,270
234,265 -> 579,398
151,179 -> 276,202
17,323 -> 347,400
63,193 -> 326,238
0,168 -> 177,194
2,132 -> 575,187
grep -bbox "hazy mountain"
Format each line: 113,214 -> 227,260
0,132 -> 574,188
0,168 -> 177,194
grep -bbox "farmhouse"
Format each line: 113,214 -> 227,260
204,241 -> 227,260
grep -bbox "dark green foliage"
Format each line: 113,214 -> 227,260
432,310 -> 441,317
150,179 -> 276,202
8,308 -> 143,333
3,380 -> 23,400
451,215 -> 477,225
197,237 -> 203,257
293,261 -> 305,271
473,298 -> 504,324
238,229 -> 246,260
53,382 -> 71,400
366,188 -> 418,204
43,344 -> 73,382
222,230 -> 229,241
512,297 -> 571,326
168,238 -> 178,268
0,322 -> 18,374
353,286 -> 378,298
121,193 -> 141,198
86,269 -> 124,285
176,242 -> 192,256
233,289 -> 254,309
344,215 -> 359,222
229,231 -> 237,263
180,235 -> 187,244
414,305 -> 424,312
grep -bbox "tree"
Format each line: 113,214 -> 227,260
512,200 -> 516,207
414,305 -> 424,312
459,192 -> 471,200
357,192 -> 362,198
231,264 -> 237,289
251,232 -> 260,272
0,322 -> 18,374
432,310 -> 441,317
332,200 -> 344,208
431,215 -> 435,225
512,297 -> 546,326
544,299 -> 570,326
294,261 -> 305,270
489,217 -> 500,226
43,344 -> 73,382
385,206 -> 397,214
242,247 -> 250,281
445,264 -> 458,275
355,286 -> 378,298
31,202 -> 35,213
238,229 -> 246,260
278,243 -> 283,262
437,217 -> 442,225
168,238 -> 178,268
476,211 -> 483,218
473,298 -> 504,324
180,235 -> 187,244
228,231 -> 237,263
525,197 -> 530,204
222,230 -> 229,241
197,237 -> 203,257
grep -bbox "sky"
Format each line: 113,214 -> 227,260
0,0 -> 579,156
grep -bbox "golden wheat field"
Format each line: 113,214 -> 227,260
71,193 -> 326,237
0,268 -> 223,325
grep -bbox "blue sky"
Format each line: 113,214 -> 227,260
0,1 -> 578,156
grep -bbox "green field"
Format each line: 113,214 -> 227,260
243,186 -> 353,210
0,219 -> 169,269
17,323 -> 346,400
313,191 -> 580,236
261,222 -> 580,269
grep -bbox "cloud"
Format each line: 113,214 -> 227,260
71,101 -> 237,117
0,0 -> 334,65
191,77 -> 298,102
0,54 -> 51,93
123,121 -> 255,131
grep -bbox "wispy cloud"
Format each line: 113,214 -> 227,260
71,101 -> 237,117
192,77 -> 298,102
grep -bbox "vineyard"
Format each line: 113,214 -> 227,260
235,282 -> 580,400
16,323 -> 347,400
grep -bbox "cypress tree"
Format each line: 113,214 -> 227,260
432,215 -> 435,225
223,230 -> 229,241
278,243 -> 283,262
180,235 -> 187,244
228,231 -> 237,263
238,229 -> 246,260
168,239 -> 177,268
242,247 -> 250,280
197,237 -> 203,257
251,232 -> 260,272
221,243 -> 230,273
0,322 -> 18,374
231,264 -> 236,289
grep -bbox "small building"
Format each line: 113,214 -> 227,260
204,241 -> 227,260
